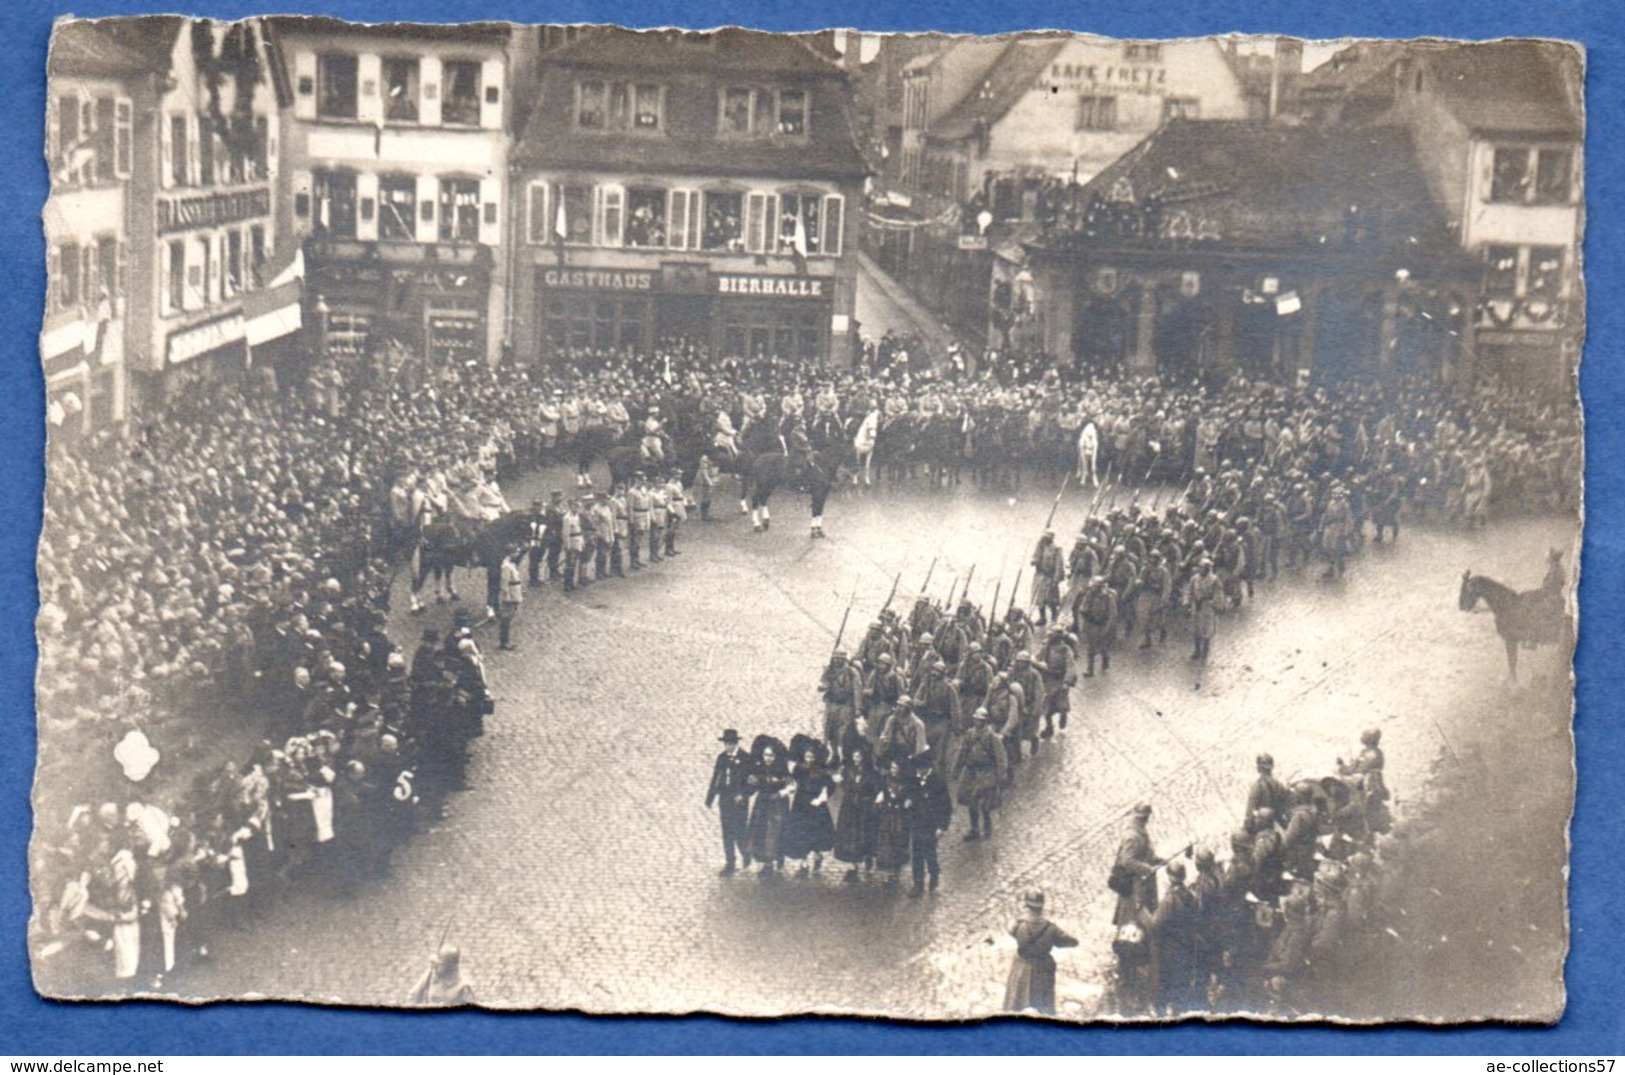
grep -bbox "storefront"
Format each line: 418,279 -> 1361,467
533,265 -> 835,364
307,241 -> 492,364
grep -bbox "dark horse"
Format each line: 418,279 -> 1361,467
412,510 -> 534,615
787,427 -> 845,538
1458,551 -> 1572,680
736,418 -> 788,533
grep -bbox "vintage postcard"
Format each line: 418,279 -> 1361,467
33,18 -> 1579,1022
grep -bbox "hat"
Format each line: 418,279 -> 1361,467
1015,650 -> 1031,663
1165,859 -> 1187,881
878,652 -> 894,664
1022,888 -> 1046,910
1361,727 -> 1382,746
972,707 -> 991,722
719,728 -> 741,744
1132,802 -> 1153,818
1256,752 -> 1275,770
896,694 -> 913,708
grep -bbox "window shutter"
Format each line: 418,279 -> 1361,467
821,194 -> 845,257
595,184 -> 623,247
418,56 -> 443,126
188,115 -> 201,187
294,50 -> 317,120
415,175 -> 439,242
480,58 -> 504,129
94,97 -> 115,184
527,183 -> 549,244
159,111 -> 174,190
356,53 -> 383,127
667,189 -> 690,251
746,191 -> 770,253
356,172 -> 380,241
1479,146 -> 1497,203
479,176 -> 501,245
114,98 -> 133,179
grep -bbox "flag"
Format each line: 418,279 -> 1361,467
790,209 -> 809,275
553,195 -> 568,267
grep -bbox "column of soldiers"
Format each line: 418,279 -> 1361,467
1107,732 -> 1393,1017
524,470 -> 690,594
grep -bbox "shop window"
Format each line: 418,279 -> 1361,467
1078,95 -> 1117,131
225,229 -> 243,297
1534,149 -> 1573,205
1163,97 -> 1199,121
379,174 -> 418,241
577,79 -> 662,131
777,90 -> 807,136
559,184 -> 593,245
167,240 -> 185,312
703,190 -> 745,251
526,182 -> 551,244
1527,247 -> 1564,298
439,178 -> 481,242
625,187 -> 668,247
383,58 -> 420,122
1490,146 -> 1531,203
721,88 -> 753,134
314,170 -> 358,239
1483,245 -> 1519,295
578,81 -> 607,129
58,243 -> 80,310
249,226 -> 266,289
778,192 -> 822,254
442,61 -> 482,125
170,114 -> 190,187
318,53 -> 359,120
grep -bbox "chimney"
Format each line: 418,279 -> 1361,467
1274,37 -> 1304,118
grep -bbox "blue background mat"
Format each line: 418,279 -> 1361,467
1,0 -> 1618,1054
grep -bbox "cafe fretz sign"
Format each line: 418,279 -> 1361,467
715,275 -> 827,298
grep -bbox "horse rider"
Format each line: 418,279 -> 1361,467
713,410 -> 741,461
739,385 -> 769,437
642,406 -> 667,465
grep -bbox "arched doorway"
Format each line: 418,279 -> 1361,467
1152,288 -> 1213,384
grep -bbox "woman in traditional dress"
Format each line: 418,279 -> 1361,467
1004,888 -> 1078,1015
745,739 -> 791,877
870,759 -> 911,887
832,744 -> 878,883
781,742 -> 835,878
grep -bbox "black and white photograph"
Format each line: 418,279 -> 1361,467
32,19 -> 1582,1022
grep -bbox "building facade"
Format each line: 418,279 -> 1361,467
92,18 -> 298,411
272,19 -> 511,366
1384,42 -> 1584,391
510,27 -> 868,368
1018,121 -> 1468,386
42,24 -> 150,436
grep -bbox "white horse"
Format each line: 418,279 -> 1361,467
852,409 -> 880,487
1076,421 -> 1100,487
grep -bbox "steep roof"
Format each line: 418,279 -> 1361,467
1298,40 -> 1409,100
1064,120 -> 1450,253
543,25 -> 845,78
75,16 -> 185,73
928,37 -> 1069,143
49,19 -> 169,79
1417,40 -> 1582,138
264,16 -> 511,44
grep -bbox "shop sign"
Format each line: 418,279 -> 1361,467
158,187 -> 271,235
715,275 -> 827,299
167,313 -> 245,366
543,268 -> 654,291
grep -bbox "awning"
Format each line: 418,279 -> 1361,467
244,278 -> 303,346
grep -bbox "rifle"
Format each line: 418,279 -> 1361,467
880,567 -> 904,613
830,601 -> 853,660
1007,567 -> 1023,619
987,577 -> 1003,642
918,555 -> 940,601
1042,473 -> 1071,532
943,575 -> 959,611
958,563 -> 976,610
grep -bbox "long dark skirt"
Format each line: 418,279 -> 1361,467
832,789 -> 875,864
781,802 -> 835,860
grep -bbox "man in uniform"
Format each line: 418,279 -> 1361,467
819,649 -> 864,767
537,390 -> 563,463
496,547 -> 524,652
641,405 -> 666,466
588,492 -> 617,582
1030,530 -> 1064,626
705,729 -> 753,876
561,497 -> 585,594
987,670 -> 1027,779
952,708 -> 1007,840
608,484 -> 630,578
956,640 -> 996,713
1077,575 -> 1119,677
1187,556 -> 1221,662
864,652 -> 906,749
1246,753 -> 1292,830
694,453 -> 722,521
648,476 -> 668,564
1148,858 -> 1201,1015
525,496 -> 551,586
913,658 -> 963,761
1009,650 -> 1046,759
1036,624 -> 1077,739
879,695 -> 929,769
626,475 -> 650,570
663,471 -> 686,557
1112,802 -> 1161,926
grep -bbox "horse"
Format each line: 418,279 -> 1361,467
1077,421 -> 1101,487
738,420 -> 788,532
788,427 -> 845,538
851,409 -> 880,488
411,509 -> 534,616
1458,559 -> 1572,681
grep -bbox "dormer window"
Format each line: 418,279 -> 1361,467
718,87 -> 809,137
577,80 -> 664,132
777,90 -> 807,135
